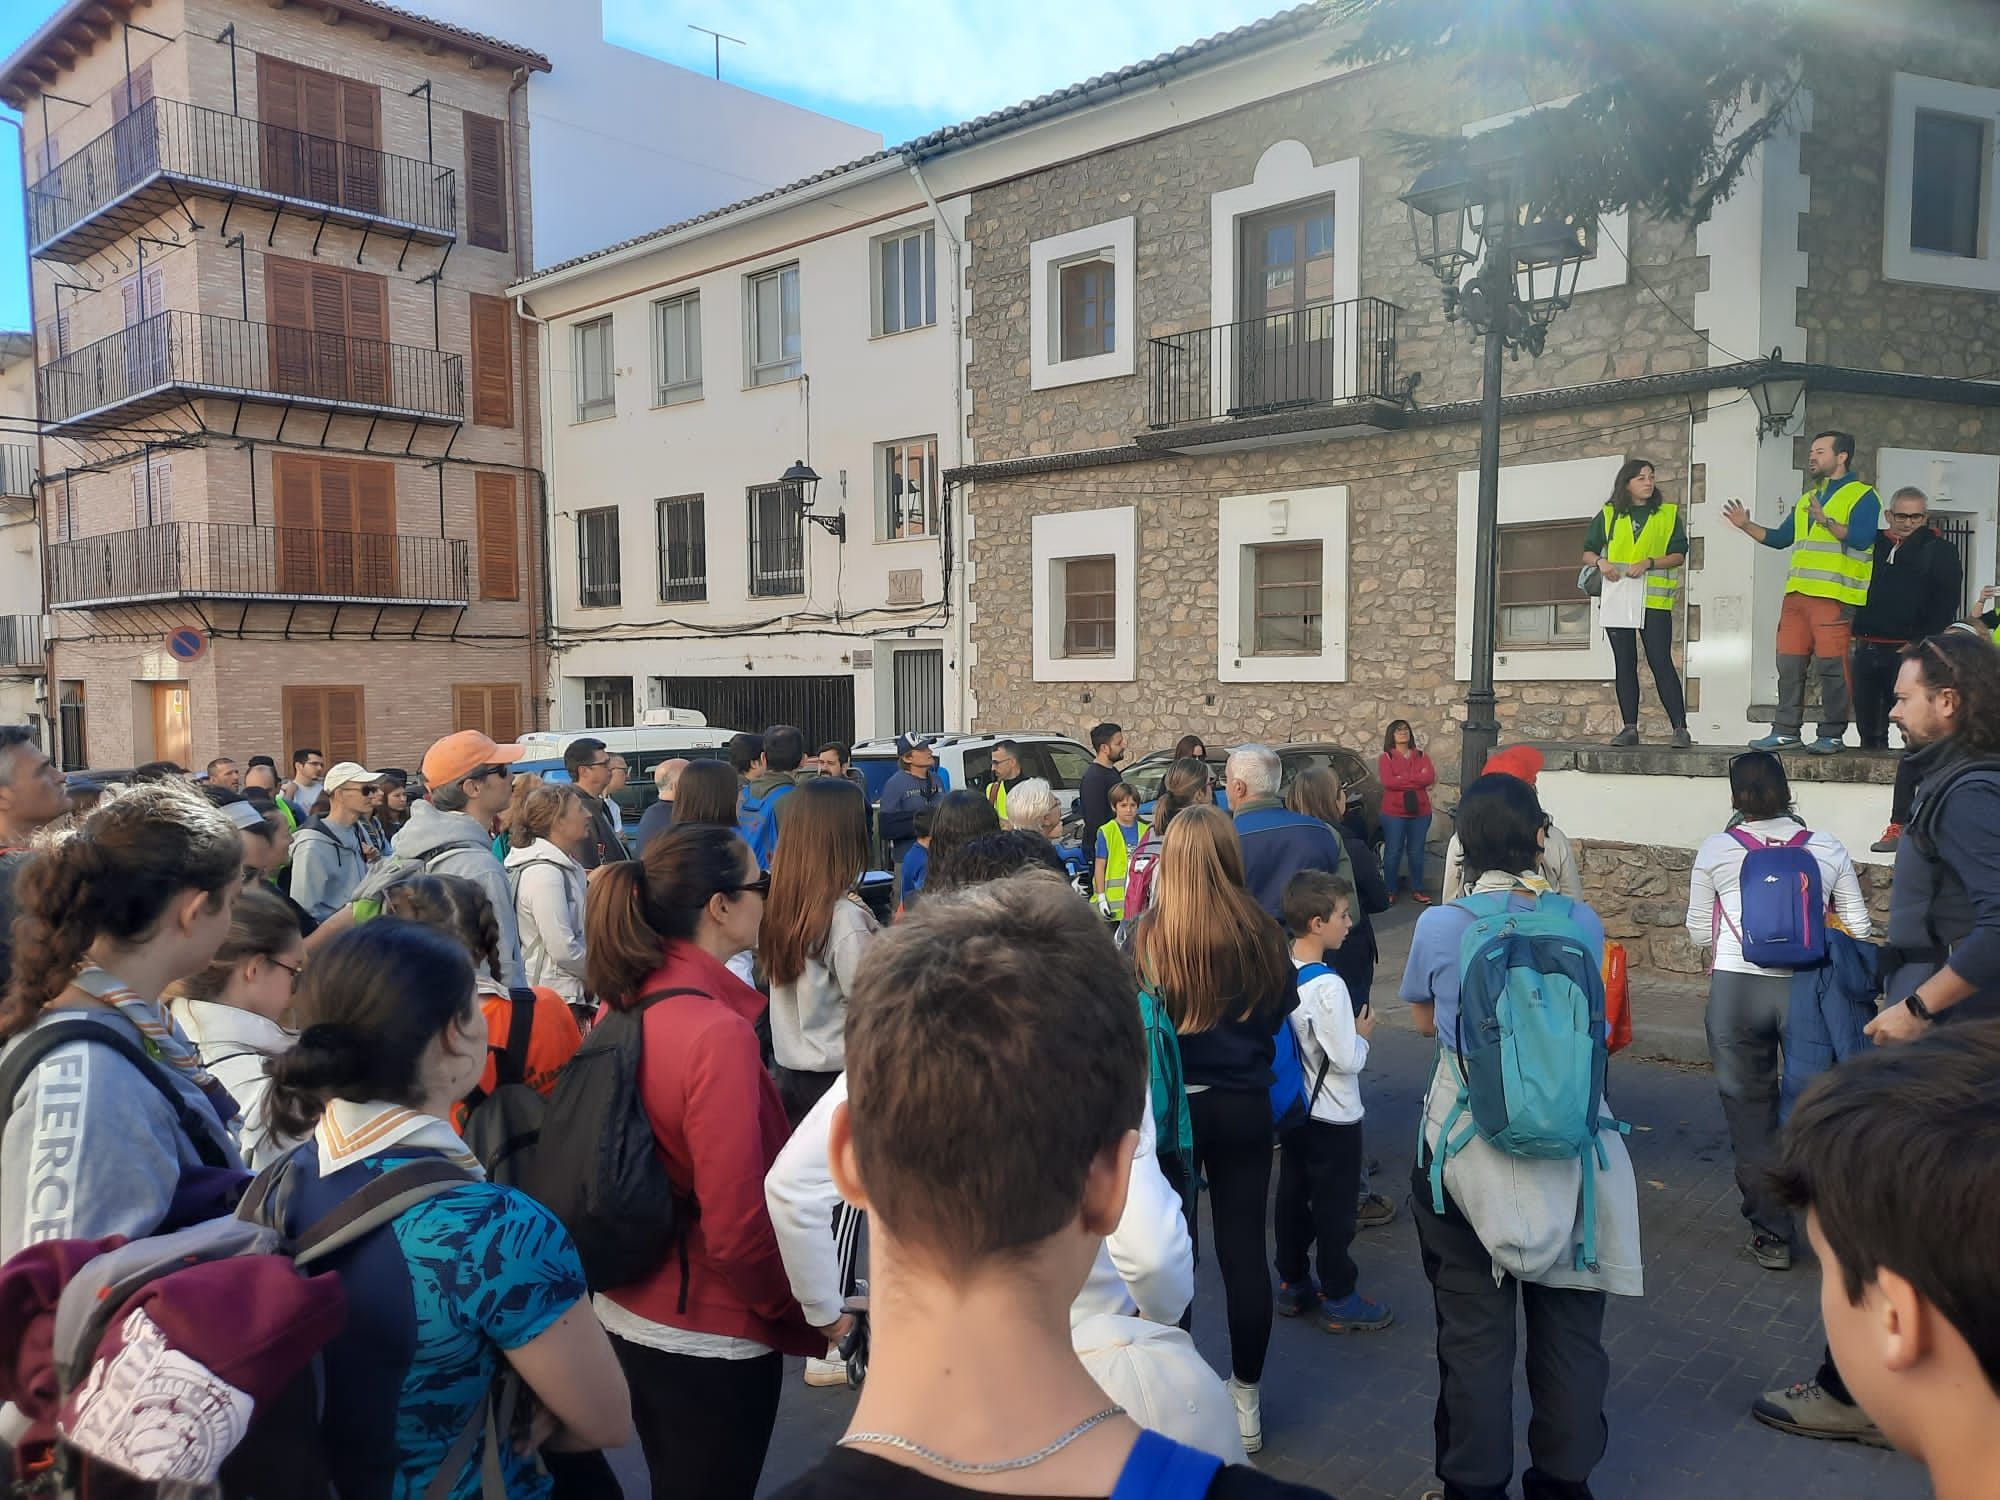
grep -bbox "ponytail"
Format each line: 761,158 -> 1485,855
583,859 -> 658,1006
586,824 -> 751,1007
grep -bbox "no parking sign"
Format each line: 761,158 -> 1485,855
166,627 -> 206,664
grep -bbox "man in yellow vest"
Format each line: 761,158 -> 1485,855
985,739 -> 1024,821
1724,429 -> 1881,755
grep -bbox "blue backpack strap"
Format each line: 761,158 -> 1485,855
1295,960 -> 1334,986
1110,1429 -> 1223,1500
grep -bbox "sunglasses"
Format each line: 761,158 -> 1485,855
729,872 -> 772,899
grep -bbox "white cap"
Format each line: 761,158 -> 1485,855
322,762 -> 385,793
1070,1313 -> 1246,1466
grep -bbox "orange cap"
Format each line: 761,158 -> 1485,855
1481,744 -> 1546,787
421,729 -> 526,787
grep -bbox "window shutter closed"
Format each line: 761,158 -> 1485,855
489,685 -> 523,745
283,686 -> 323,759
282,686 -> 364,765
477,472 -> 519,600
469,294 -> 512,427
354,462 -> 396,596
463,112 -> 508,252
339,78 -> 380,213
453,684 -> 522,742
266,258 -> 312,394
324,688 -> 364,764
274,453 -> 318,592
344,271 -> 388,404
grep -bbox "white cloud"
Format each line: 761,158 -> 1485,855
607,0 -> 1284,124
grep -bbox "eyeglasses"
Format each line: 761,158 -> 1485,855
1889,511 -> 1928,524
268,956 -> 304,990
729,872 -> 772,899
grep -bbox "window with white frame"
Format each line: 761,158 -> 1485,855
1028,218 -> 1135,391
1031,506 -> 1137,681
879,436 -> 939,540
1217,486 -> 1349,684
747,480 -> 804,596
652,293 -> 702,405
576,505 -> 621,607
1885,73 -> 2000,292
657,494 -> 705,602
1496,520 -> 1592,648
875,226 -> 936,335
573,316 -> 614,421
746,264 -> 801,386
1059,557 -> 1117,657
1250,542 -> 1322,654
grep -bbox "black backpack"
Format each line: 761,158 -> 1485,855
0,1019 -> 235,1173
458,989 -> 543,1189
515,988 -> 691,1293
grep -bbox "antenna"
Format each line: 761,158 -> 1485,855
687,24 -> 745,81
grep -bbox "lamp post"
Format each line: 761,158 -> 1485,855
1402,158 -> 1591,788
781,458 -> 845,541
1747,349 -> 1806,439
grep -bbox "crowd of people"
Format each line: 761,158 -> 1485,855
0,631 -> 1994,1500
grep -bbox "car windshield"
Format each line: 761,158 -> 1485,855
1123,758 -> 1172,802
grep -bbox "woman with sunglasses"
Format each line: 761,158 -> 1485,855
166,884 -> 307,1167
584,824 -> 818,1500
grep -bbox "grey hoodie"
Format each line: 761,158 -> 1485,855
391,799 -> 527,987
1,1006 -> 243,1260
288,815 -> 370,920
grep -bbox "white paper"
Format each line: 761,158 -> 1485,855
1599,576 -> 1647,630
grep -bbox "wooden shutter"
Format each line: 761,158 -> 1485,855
453,684 -> 522,743
354,461 -> 397,596
273,453 -> 319,592
338,78 -> 381,214
266,258 -> 312,394
285,686 -> 366,765
300,68 -> 342,205
343,270 -> 388,404
282,686 -> 323,762
469,295 -> 512,427
319,461 -> 356,593
476,472 -> 519,600
308,264 -> 349,399
463,112 -> 508,252
259,56 -> 303,198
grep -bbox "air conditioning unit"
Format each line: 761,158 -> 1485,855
639,707 -> 708,728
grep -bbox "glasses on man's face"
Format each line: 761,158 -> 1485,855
1889,510 -> 1927,525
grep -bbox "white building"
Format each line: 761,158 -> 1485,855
0,334 -> 42,742
413,0 -> 882,270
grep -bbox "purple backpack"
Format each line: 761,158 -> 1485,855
1725,827 -> 1826,968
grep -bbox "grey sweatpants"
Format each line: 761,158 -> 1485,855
1704,969 -> 1794,1241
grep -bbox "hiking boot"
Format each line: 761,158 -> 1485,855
803,1344 -> 849,1387
1609,726 -> 1640,747
1751,1379 -> 1890,1447
1749,732 -> 1801,750
1750,1233 -> 1793,1271
1671,728 -> 1695,749
1871,823 -> 1903,853
1316,1293 -> 1394,1333
1226,1377 -> 1263,1455
1356,1191 -> 1397,1228
1807,737 -> 1846,756
1275,1277 -> 1319,1318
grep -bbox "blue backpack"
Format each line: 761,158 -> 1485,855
1424,890 -> 1626,1272
1725,826 -> 1825,968
1270,961 -> 1335,1133
738,781 -> 795,868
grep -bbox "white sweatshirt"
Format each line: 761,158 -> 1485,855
167,997 -> 298,1169
1291,958 -> 1368,1125
765,1071 -> 1193,1330
504,839 -> 589,1003
1686,818 -> 1873,976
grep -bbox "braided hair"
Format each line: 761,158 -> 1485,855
377,872 -> 506,985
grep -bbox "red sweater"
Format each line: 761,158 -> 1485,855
602,941 -> 818,1357
1378,749 -> 1437,819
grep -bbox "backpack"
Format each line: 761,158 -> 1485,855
738,782 -> 794,868
515,987 -> 690,1292
1723,826 -> 1825,968
458,989 -> 542,1188
11,1151 -> 507,1499
0,1019 -> 235,1174
348,845 -> 453,922
1422,890 -> 1626,1272
1136,989 -> 1198,1233
1269,961 -> 1336,1134
1108,1429 -> 1223,1500
1903,756 -> 2000,962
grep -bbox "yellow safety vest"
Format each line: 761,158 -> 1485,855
1784,478 -> 1876,606
1599,502 -> 1681,612
1099,818 -> 1148,918
987,780 -> 1009,820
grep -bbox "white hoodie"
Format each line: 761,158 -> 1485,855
503,838 -> 589,1003
170,997 -> 299,1169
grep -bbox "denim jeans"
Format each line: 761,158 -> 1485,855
1382,812 -> 1432,893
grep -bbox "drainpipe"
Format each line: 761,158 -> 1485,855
505,65 -> 550,730
904,153 -> 969,732
515,293 -> 560,731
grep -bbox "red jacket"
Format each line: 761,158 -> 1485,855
1378,749 -> 1437,820
601,940 -> 818,1357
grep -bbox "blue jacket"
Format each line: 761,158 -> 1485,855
878,768 -> 940,853
1233,801 -> 1349,920
1781,929 -> 1881,1123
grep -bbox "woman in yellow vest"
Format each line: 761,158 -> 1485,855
1583,459 -> 1692,748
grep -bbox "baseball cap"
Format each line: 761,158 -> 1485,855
421,729 -> 526,787
322,761 -> 385,794
1071,1313 -> 1245,1465
895,734 -> 932,756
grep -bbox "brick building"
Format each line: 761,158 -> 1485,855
2,0 -> 547,772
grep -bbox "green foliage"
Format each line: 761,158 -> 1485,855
1325,0 -> 1813,226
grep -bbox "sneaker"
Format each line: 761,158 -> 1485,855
1609,726 -> 1640,747
1807,737 -> 1845,756
1751,1379 -> 1890,1447
1412,890 -> 1432,905
1275,1277 -> 1319,1318
1749,732 -> 1802,750
1384,891 -> 1399,905
1226,1377 -> 1262,1455
1356,1191 -> 1397,1228
1316,1292 -> 1394,1333
1671,729 -> 1695,749
803,1344 -> 849,1388
1871,823 -> 1903,854
1750,1233 -> 1793,1271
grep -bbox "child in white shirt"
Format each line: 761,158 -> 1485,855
1275,869 -> 1392,1332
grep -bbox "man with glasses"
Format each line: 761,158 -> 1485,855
1848,487 -> 1960,849
394,728 -> 529,985
985,739 -> 1027,820
563,736 -> 622,868
288,761 -> 388,921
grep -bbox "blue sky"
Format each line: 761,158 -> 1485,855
0,0 -> 1279,329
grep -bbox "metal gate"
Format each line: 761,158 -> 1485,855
891,648 -> 944,735
1933,512 -> 1978,620
649,675 -> 854,749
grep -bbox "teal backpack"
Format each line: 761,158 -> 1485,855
1137,988 -> 1198,1232
1421,890 -> 1628,1271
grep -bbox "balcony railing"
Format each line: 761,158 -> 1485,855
0,615 -> 42,672
48,522 -> 471,608
38,311 -> 464,429
28,95 -> 458,261
0,444 -> 33,499
1147,297 -> 1403,429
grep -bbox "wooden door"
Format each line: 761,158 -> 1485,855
112,62 -> 156,186
122,265 -> 167,393
260,57 -> 380,214
1235,197 -> 1338,411
150,683 -> 191,768
265,258 -> 388,404
272,455 -> 397,595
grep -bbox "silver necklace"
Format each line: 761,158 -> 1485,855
838,1405 -> 1125,1475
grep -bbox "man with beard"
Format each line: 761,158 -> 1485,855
1077,722 -> 1128,899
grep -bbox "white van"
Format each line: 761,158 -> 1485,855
517,710 -> 741,820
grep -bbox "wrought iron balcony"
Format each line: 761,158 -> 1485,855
48,522 -> 471,609
28,95 -> 458,262
38,311 -> 464,430
0,615 -> 42,673
1147,297 -> 1404,432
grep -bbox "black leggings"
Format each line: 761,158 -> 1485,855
1606,610 -> 1686,730
1188,1086 -> 1275,1384
611,1338 -> 783,1500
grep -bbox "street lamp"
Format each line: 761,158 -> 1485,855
781,458 -> 845,540
1747,348 -> 1806,439
1402,157 -> 1592,788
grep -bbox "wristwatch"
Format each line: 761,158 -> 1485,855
1902,992 -> 1936,1023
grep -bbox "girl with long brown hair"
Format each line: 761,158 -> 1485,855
1130,803 -> 1295,1450
760,778 -> 877,1125
1121,754 -> 1215,921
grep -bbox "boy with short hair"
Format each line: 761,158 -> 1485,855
1275,870 -> 1390,1333
1093,782 -> 1149,923
1769,1022 -> 2000,1496
896,804 -> 934,909
773,875 -> 1328,1499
